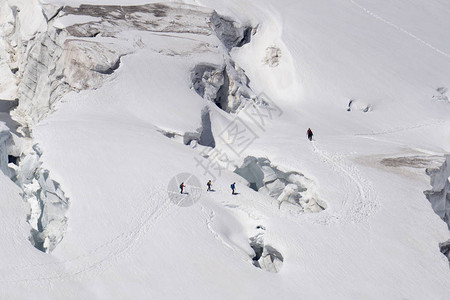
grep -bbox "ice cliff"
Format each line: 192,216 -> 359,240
0,0 -> 258,252
0,123 -> 10,176
425,155 -> 450,229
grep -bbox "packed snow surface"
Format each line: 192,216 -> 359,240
1,0 -> 450,299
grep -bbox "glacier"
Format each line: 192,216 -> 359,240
0,0 -> 450,299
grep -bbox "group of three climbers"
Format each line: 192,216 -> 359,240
179,180 -> 237,195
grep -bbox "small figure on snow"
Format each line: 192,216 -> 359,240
307,128 -> 313,141
180,182 -> 185,194
231,182 -> 236,195
207,180 -> 212,191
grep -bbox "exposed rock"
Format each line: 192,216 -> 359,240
263,46 -> 281,67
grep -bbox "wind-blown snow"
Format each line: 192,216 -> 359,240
0,0 -> 450,299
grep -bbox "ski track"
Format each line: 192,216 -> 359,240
312,141 -> 378,224
350,0 -> 450,61
1,189 -> 177,284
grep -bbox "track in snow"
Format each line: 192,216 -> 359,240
354,120 -> 446,137
311,141 -> 378,224
350,0 -> 450,61
0,189 -> 177,284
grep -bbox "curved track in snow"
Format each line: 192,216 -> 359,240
1,189 -> 176,284
311,141 -> 378,224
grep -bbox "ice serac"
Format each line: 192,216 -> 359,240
15,144 -> 69,253
183,107 -> 215,148
190,13 -> 257,113
210,11 -> 252,50
440,240 -> 450,264
6,2 -> 257,133
234,156 -> 326,212
10,8 -> 132,134
425,155 -> 450,229
191,60 -> 257,113
199,107 -> 215,148
249,233 -> 283,273
0,6 -> 19,102
0,0 -> 46,102
2,1 -> 260,253
7,3 -> 214,133
0,123 -> 10,175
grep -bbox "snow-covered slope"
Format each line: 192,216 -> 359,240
1,0 -> 450,299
